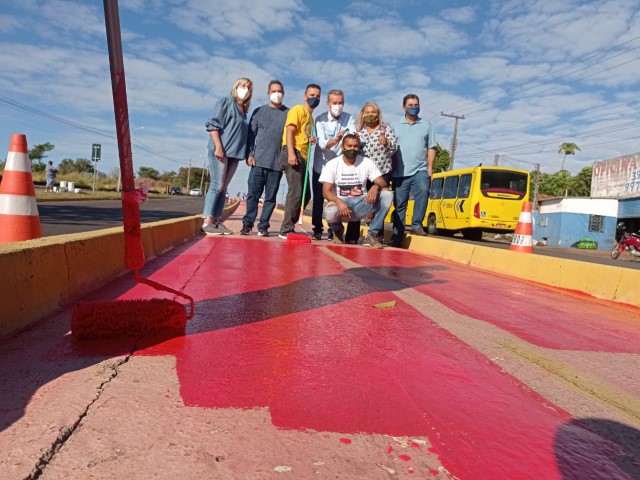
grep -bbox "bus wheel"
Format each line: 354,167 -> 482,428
427,215 -> 438,235
462,228 -> 483,241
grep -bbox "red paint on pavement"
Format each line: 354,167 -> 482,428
339,438 -> 352,445
399,455 -> 411,461
72,238 -> 637,479
386,446 -> 393,454
333,246 -> 640,353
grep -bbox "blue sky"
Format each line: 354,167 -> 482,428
1,0 -> 639,198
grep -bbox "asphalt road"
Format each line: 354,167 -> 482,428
38,196 -> 204,236
37,197 -> 639,269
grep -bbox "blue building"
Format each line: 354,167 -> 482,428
533,198 -> 618,250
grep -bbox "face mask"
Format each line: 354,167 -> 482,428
363,115 -> 378,125
306,97 -> 320,109
405,106 -> 420,117
236,87 -> 249,100
330,104 -> 343,117
343,149 -> 358,159
269,92 -> 283,104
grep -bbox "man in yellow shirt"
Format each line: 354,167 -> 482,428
278,83 -> 322,239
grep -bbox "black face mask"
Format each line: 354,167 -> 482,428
343,149 -> 358,159
306,97 -> 320,108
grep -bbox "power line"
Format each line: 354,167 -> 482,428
0,93 -> 191,167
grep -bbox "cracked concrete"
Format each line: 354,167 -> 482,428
0,308 -> 135,480
24,354 -> 133,480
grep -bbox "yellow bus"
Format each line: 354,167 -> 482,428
424,166 -> 529,240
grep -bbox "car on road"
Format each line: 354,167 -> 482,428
189,188 -> 202,196
170,187 -> 183,195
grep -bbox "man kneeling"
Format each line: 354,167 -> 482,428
320,134 -> 393,248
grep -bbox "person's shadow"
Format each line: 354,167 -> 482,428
555,418 -> 640,479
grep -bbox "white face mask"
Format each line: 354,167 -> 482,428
236,87 -> 249,100
269,92 -> 284,104
330,104 -> 343,117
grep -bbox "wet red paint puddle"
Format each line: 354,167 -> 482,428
333,247 -> 640,353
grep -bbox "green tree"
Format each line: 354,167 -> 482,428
558,142 -> 581,172
568,166 -> 592,197
138,166 -> 160,179
57,158 -> 77,175
29,142 -> 55,173
538,171 -> 572,197
74,158 -> 94,174
433,144 -> 450,173
158,170 -> 178,183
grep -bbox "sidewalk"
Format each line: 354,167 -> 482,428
1,204 -> 640,479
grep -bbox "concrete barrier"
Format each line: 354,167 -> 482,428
2,212 -> 638,337
0,215 -> 202,336
400,233 -> 639,309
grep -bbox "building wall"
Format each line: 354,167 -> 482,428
535,199 -> 617,250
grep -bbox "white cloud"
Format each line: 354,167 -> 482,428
440,6 -> 475,24
169,0 -> 306,42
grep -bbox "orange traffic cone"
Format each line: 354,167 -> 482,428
510,201 -> 533,253
0,134 -> 42,243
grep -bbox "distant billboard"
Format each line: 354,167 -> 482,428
591,152 -> 640,198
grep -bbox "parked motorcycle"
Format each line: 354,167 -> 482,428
611,222 -> 640,259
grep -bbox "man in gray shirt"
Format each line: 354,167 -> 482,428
241,80 -> 289,237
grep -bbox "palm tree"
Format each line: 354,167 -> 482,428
558,142 -> 581,171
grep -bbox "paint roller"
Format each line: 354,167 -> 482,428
71,0 -> 193,339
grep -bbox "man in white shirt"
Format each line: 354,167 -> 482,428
319,134 -> 393,249
312,89 -> 357,240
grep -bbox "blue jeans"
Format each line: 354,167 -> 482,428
392,170 -> 431,238
203,147 -> 240,220
243,166 -> 283,230
323,190 -> 393,237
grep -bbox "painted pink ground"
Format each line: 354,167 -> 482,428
128,238 -> 640,479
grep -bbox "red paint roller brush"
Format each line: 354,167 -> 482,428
71,0 -> 193,339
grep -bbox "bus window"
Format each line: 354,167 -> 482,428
430,178 -> 443,199
480,170 -> 528,198
443,176 -> 459,199
458,174 -> 472,198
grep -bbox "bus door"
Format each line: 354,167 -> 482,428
454,173 -> 472,222
440,175 -> 459,228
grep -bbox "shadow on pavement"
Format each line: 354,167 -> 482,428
555,418 -> 640,479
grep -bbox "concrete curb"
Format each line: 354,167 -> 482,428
0,215 -> 202,336
397,233 -> 639,308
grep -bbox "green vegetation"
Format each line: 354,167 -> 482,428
531,166 -> 592,198
558,142 -> 581,171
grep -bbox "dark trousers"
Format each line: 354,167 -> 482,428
311,170 -> 325,234
279,147 -> 311,234
243,166 -> 283,230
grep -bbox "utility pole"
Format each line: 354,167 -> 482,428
186,159 -> 192,192
441,112 -> 465,170
533,163 -> 540,211
199,155 -> 207,193
494,154 -> 500,166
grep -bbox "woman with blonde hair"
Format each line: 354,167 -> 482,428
202,77 -> 253,235
356,102 -> 396,183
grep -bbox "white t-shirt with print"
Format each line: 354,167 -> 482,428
319,155 -> 383,198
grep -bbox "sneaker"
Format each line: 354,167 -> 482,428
217,223 -> 233,235
278,232 -> 290,240
240,225 -> 251,235
410,228 -> 427,237
202,223 -> 225,236
257,229 -> 269,237
331,229 -> 345,244
312,232 -> 322,240
363,235 -> 384,249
